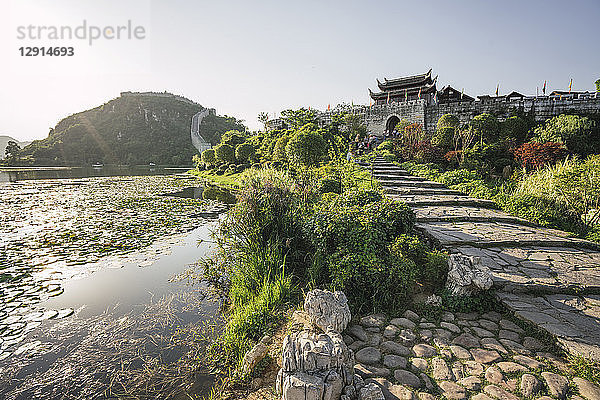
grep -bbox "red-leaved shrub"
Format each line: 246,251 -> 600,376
513,141 -> 567,170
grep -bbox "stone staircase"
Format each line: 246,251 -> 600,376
370,157 -> 600,362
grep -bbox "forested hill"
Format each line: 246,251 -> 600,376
19,92 -> 245,166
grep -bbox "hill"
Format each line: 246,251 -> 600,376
0,136 -> 31,159
19,92 -> 245,166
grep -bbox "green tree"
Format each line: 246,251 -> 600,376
534,114 -> 596,155
437,114 -> 460,129
500,115 -> 529,144
273,134 -> 291,162
470,113 -> 500,145
235,142 -> 255,163
433,114 -> 460,149
214,143 -> 236,164
5,140 -> 21,159
258,112 -> 270,132
596,79 -> 600,92
285,125 -> 327,166
201,148 -> 217,166
220,130 -> 247,147
280,108 -> 318,129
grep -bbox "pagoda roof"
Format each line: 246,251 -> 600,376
438,85 -> 474,102
377,69 -> 434,91
369,78 -> 438,100
477,91 -> 525,101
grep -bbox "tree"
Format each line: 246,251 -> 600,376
433,114 -> 460,149
437,114 -> 460,129
596,79 -> 600,92
220,130 -> 247,147
235,142 -> 254,163
5,140 -> 21,160
214,143 -> 236,164
258,112 -> 270,132
470,113 -> 500,145
285,125 -> 327,166
201,148 -> 216,166
501,116 -> 529,145
273,134 -> 290,162
280,108 -> 318,129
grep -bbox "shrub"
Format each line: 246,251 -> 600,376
500,116 -> 529,144
235,142 -> 254,163
533,114 -> 596,155
214,143 -> 236,164
432,127 -> 455,149
273,134 -> 290,162
201,148 -> 217,166
286,128 -> 327,166
413,140 -> 446,164
437,114 -> 460,129
513,141 -> 567,170
378,140 -> 395,152
437,169 -> 480,186
318,177 -> 341,194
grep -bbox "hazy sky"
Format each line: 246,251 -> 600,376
1,0 -> 599,141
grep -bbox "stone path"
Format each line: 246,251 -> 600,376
345,309 -> 600,400
371,158 -> 600,362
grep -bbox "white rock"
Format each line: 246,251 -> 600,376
304,289 -> 352,333
359,382 -> 385,400
445,254 -> 493,296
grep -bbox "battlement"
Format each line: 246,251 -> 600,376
120,91 -> 199,106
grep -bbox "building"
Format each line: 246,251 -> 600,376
369,69 -> 438,105
190,109 -> 214,154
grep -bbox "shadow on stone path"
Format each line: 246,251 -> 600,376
371,158 -> 600,362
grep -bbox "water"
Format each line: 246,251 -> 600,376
0,165 -> 192,183
0,175 -> 225,399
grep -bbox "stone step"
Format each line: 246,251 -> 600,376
456,245 -> 600,293
413,205 -> 534,226
373,174 -> 424,181
497,292 -> 600,361
390,195 -> 498,208
384,187 -> 464,196
378,179 -> 446,188
416,221 -> 600,251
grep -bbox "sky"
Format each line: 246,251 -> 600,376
0,0 -> 599,141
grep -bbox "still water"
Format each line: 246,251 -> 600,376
0,173 -> 224,399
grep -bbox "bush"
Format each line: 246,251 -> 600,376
470,113 -> 500,144
513,141 -> 568,170
378,140 -> 395,152
286,127 -> 328,166
437,114 -> 460,129
214,143 -> 236,164
533,114 -> 596,155
432,127 -> 455,149
318,177 -> 341,194
273,134 -> 290,162
235,142 -> 255,163
201,148 -> 216,166
500,116 -> 529,144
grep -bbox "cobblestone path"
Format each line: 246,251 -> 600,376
371,158 -> 600,363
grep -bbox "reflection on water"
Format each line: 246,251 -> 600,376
0,165 -> 191,183
0,173 -> 226,399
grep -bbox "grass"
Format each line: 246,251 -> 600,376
188,169 -> 243,188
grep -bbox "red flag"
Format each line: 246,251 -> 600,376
327,104 -> 330,111
386,92 -> 390,104
495,84 -> 499,96
543,80 -> 546,95
418,87 -> 422,100
433,91 -> 437,104
369,99 -> 372,108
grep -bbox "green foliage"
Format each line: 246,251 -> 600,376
280,108 -> 318,129
201,148 -> 217,166
235,142 -> 255,163
432,127 -> 455,149
317,177 -> 341,194
285,125 -> 328,166
221,130 -> 247,147
533,114 -> 596,155
500,115 -> 529,144
202,185 -> 236,204
257,112 -> 270,131
273,134 -> 290,163
596,79 -> 600,93
4,140 -> 21,160
470,113 -> 500,144
18,93 -> 245,166
214,143 -> 236,164
437,114 -> 460,129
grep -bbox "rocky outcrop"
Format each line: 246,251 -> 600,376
276,289 -> 357,400
445,254 -> 493,296
304,289 -> 351,333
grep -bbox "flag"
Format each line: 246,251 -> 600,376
327,104 -> 330,111
433,91 -> 437,104
569,78 -> 573,93
308,106 -> 311,111
542,80 -> 547,95
495,84 -> 499,96
418,87 -> 422,100
386,92 -> 390,104
369,99 -> 373,108
405,89 -> 408,101
461,88 -> 464,100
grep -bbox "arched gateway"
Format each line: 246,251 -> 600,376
385,115 -> 400,134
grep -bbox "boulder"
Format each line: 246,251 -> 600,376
446,254 -> 493,296
304,289 -> 351,333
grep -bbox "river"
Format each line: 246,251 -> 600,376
0,171 -> 224,399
